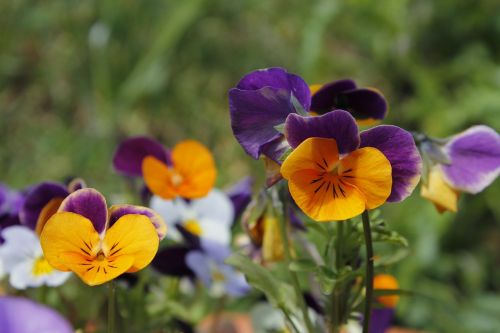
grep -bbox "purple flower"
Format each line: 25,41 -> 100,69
0,296 -> 73,333
309,80 -> 387,122
186,239 -> 250,297
0,184 -> 26,243
419,126 -> 500,212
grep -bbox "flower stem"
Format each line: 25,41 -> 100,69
107,281 -> 116,333
275,189 -> 314,333
361,210 -> 374,333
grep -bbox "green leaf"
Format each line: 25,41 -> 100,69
315,266 -> 337,294
290,94 -> 309,116
226,253 -> 297,314
374,288 -> 414,297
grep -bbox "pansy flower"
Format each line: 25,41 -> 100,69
0,226 -> 71,289
19,179 -> 85,235
186,239 -> 250,297
150,189 -> 235,245
113,136 -> 217,200
309,79 -> 387,123
229,67 -> 388,163
40,188 -> 165,286
418,126 -> 500,212
281,110 -> 422,221
0,297 -> 73,333
0,183 -> 26,243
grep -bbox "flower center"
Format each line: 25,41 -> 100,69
211,268 -> 226,282
32,256 -> 54,276
171,170 -> 183,187
183,219 -> 203,236
96,251 -> 106,261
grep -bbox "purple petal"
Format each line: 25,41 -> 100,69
19,182 -> 69,231
260,137 -> 291,164
222,267 -> 250,297
310,79 -> 357,114
229,86 -> 295,159
186,251 -> 211,285
226,177 -> 254,220
0,296 -> 73,333
369,308 -> 394,333
113,136 -> 171,177
66,178 -> 86,192
152,246 -> 195,277
441,126 -> 500,194
108,204 -> 167,240
360,125 -> 422,202
58,188 -> 108,233
200,239 -> 232,264
236,67 -> 311,111
284,110 -> 360,154
339,88 -> 387,121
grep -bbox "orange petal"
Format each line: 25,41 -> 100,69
374,274 -> 400,308
40,212 -> 101,272
103,214 -> 159,273
171,140 -> 217,199
36,197 -> 64,236
420,167 -> 459,213
142,156 -> 179,200
339,147 -> 392,210
281,137 -> 340,179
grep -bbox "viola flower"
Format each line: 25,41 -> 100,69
0,226 -> 71,289
150,189 -> 234,245
186,239 -> 250,297
113,136 -> 216,200
281,110 -> 422,221
0,183 -> 26,243
309,79 -> 387,123
19,178 -> 85,236
418,126 -> 500,212
0,296 -> 73,333
369,274 -> 400,333
40,188 -> 165,286
229,67 -> 311,162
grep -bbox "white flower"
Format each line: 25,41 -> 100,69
0,226 -> 71,289
150,189 -> 234,245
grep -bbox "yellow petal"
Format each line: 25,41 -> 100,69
281,137 -> 340,180
142,156 -> 179,200
420,167 -> 459,213
102,214 -> 159,273
309,84 -> 323,96
339,147 -> 392,210
171,140 -> 217,199
66,254 -> 134,286
262,216 -> 284,263
36,197 -> 64,236
40,212 -> 101,272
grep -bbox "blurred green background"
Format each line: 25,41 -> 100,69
1,0 -> 499,332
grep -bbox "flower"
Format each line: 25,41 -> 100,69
228,67 -> 388,163
186,239 -> 250,297
0,296 -> 73,333
150,189 -> 234,245
113,136 -> 216,200
0,226 -> 71,289
418,126 -> 500,212
281,110 -> 422,221
19,179 -> 85,235
369,274 -> 400,333
40,188 -> 165,286
309,79 -> 387,123
0,183 -> 26,243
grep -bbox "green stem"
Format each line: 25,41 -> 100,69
276,194 -> 314,333
333,221 -> 345,332
107,281 -> 116,333
361,210 -> 374,333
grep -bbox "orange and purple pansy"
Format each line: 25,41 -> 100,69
281,110 -> 421,221
19,179 -> 85,236
113,136 -> 216,200
228,67 -> 388,163
40,188 -> 166,286
418,125 -> 500,212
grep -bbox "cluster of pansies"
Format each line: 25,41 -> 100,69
0,66 -> 498,333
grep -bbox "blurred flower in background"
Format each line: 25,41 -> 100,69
0,183 -> 26,243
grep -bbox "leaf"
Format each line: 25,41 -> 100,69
226,253 -> 298,314
315,266 -> 337,294
374,288 -> 414,297
289,259 -> 317,272
290,94 -> 309,116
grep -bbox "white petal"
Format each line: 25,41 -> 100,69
0,226 -> 38,272
197,218 -> 231,245
44,271 -> 72,287
9,260 -> 36,290
150,196 -> 188,227
190,189 -> 234,226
